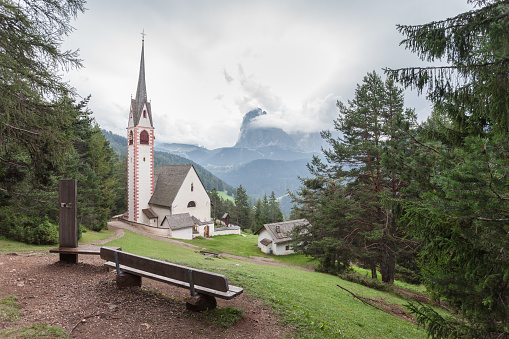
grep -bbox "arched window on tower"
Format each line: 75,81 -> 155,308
129,131 -> 134,145
187,201 -> 196,208
143,110 -> 147,118
140,130 -> 149,144
191,183 -> 194,192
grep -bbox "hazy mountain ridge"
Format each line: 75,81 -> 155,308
104,108 -> 323,216
101,130 -> 236,196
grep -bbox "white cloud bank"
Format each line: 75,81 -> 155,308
62,0 -> 472,149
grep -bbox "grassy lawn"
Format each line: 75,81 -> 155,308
181,233 -> 318,270
0,236 -> 55,254
181,233 -> 267,258
351,266 -> 426,295
79,228 -> 116,244
0,228 -> 115,254
217,190 -> 234,203
105,231 -> 427,338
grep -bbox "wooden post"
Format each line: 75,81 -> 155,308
59,179 -> 78,263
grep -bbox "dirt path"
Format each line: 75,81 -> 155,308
0,252 -> 293,338
103,221 -> 313,271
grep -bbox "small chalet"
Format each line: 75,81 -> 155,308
161,213 -> 195,239
255,219 -> 310,255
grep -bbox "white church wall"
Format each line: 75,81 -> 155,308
149,205 -> 170,226
169,227 -> 193,240
129,122 -> 154,224
173,169 -> 210,222
127,141 -> 135,222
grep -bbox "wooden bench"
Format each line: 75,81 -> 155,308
50,245 -> 121,256
100,247 -> 243,311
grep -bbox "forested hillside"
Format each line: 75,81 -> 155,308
102,130 -> 236,196
0,1 -> 127,244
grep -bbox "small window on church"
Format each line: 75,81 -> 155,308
187,201 -> 196,208
191,183 -> 194,192
143,110 -> 147,118
129,131 -> 134,145
140,130 -> 149,144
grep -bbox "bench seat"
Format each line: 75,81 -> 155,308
104,261 -> 243,299
50,245 -> 121,255
100,247 -> 243,301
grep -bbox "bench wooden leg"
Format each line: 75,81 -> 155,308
116,273 -> 141,289
59,253 -> 78,264
186,293 -> 217,312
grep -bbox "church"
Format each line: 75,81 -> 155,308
125,37 -> 212,239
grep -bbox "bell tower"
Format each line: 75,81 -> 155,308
127,34 -> 155,224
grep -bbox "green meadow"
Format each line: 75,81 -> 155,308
105,231 -> 426,338
0,230 -> 428,338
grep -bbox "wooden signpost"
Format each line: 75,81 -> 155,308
58,179 -> 78,263
50,179 -> 121,261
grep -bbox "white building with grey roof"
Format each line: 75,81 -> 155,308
255,219 -> 310,255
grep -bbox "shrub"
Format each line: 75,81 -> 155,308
23,217 -> 58,245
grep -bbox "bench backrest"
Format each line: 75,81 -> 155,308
100,247 -> 229,292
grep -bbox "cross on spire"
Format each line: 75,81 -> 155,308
141,29 -> 146,41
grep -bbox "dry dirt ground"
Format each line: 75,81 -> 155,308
0,224 -> 295,338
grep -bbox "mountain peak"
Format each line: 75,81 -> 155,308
239,108 -> 266,131
234,108 -> 298,150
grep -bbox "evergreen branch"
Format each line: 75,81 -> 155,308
0,156 -> 28,168
476,217 -> 509,222
1,121 -> 41,135
403,128 -> 441,155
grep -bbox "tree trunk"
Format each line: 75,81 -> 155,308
380,240 -> 396,284
370,262 -> 377,279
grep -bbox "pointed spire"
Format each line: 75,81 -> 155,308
135,39 -> 147,106
131,32 -> 153,127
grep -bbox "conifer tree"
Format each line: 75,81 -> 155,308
292,71 -> 416,282
234,185 -> 252,230
0,0 -> 85,242
268,191 -> 284,223
385,1 -> 509,336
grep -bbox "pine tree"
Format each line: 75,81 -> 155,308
268,191 -> 284,223
385,1 -> 509,336
0,0 -> 85,242
234,185 -> 252,230
0,0 -> 85,187
292,71 -> 416,283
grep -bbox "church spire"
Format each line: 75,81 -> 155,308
135,36 -> 147,105
131,31 -> 153,127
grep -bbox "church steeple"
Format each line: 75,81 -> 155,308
130,35 -> 153,128
127,32 -> 155,224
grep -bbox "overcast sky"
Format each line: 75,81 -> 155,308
62,0 -> 473,149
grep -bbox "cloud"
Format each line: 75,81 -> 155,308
62,0 -> 474,150
223,69 -> 234,83
250,94 -> 339,134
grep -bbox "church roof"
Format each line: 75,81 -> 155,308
149,164 -> 194,208
142,208 -> 158,219
130,39 -> 153,127
162,213 -> 195,230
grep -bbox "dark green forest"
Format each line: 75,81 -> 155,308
209,187 -> 284,233
290,1 -> 509,337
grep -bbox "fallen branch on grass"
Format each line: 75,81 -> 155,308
337,284 -> 390,314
